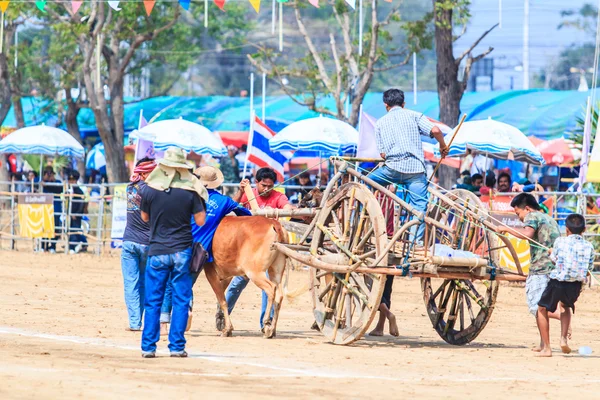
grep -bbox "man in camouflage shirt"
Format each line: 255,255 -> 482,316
497,193 -> 561,350
219,146 -> 240,196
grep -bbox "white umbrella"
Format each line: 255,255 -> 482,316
131,118 -> 226,157
269,116 -> 359,155
438,117 -> 545,165
0,125 -> 84,158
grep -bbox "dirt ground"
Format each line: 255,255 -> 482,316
1,252 -> 600,399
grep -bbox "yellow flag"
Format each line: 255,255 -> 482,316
248,0 -> 260,13
0,1 -> 10,13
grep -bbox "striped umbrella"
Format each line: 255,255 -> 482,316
86,143 -> 106,173
0,125 -> 84,158
131,118 -> 226,157
269,116 -> 359,155
437,117 -> 545,165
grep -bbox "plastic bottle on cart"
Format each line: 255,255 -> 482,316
432,244 -> 454,258
452,250 -> 478,259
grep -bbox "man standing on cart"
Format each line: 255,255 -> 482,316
367,88 -> 449,337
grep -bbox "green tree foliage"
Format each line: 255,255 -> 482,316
249,0 -> 433,126
559,3 -> 598,36
4,1 -> 253,183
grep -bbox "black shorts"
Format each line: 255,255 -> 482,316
538,279 -> 583,314
380,275 -> 394,309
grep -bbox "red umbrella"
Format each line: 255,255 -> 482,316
216,131 -> 249,149
529,137 -> 578,166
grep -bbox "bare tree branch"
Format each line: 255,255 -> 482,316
292,1 -> 333,92
461,47 -> 494,92
247,52 -> 336,118
380,4 -> 401,27
331,5 -> 359,78
118,7 -> 180,78
453,23 -> 468,42
455,23 -> 498,66
329,33 -> 343,112
373,52 -> 412,72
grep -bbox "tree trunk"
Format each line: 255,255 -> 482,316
433,2 -> 461,128
65,101 -> 86,178
12,95 -> 25,128
109,75 -> 125,157
0,53 -> 11,127
80,45 -> 128,184
434,1 -> 462,189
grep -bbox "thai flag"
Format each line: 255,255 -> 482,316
247,116 -> 292,182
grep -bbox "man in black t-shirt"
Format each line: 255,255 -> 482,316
140,148 -> 206,358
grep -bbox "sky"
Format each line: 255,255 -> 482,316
454,0 -> 594,90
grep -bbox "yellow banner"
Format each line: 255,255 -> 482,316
17,194 -> 55,238
498,234 -> 531,275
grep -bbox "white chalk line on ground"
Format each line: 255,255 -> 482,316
0,326 -> 596,383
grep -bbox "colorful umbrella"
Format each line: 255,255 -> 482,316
0,125 -> 84,158
439,118 -> 545,165
529,137 -> 580,166
270,116 -> 358,155
132,118 -> 227,157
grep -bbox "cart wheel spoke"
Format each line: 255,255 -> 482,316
309,183 -> 388,345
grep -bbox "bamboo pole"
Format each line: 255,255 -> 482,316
244,184 -> 260,212
429,114 -> 467,182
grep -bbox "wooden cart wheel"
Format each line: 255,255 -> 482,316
422,277 -> 499,345
422,189 -> 500,345
309,183 -> 388,345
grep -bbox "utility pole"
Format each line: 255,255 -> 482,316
523,0 -> 530,90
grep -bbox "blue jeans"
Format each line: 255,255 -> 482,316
141,248 -> 193,354
160,271 -> 200,323
225,276 -> 273,329
367,165 -> 429,240
120,241 -> 148,330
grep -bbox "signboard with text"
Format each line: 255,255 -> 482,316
17,194 -> 55,238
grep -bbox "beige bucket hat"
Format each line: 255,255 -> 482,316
195,165 -> 225,189
157,147 -> 195,169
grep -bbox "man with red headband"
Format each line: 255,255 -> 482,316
120,157 -> 156,331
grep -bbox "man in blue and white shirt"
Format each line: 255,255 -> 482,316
371,88 -> 449,240
537,213 -> 594,356
367,89 -> 448,338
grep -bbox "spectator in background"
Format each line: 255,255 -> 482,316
10,172 -> 24,192
497,172 -> 512,193
41,167 -> 63,254
470,152 -> 494,176
318,171 -> 329,187
24,171 -> 39,193
219,145 -> 240,196
287,171 -> 314,204
235,144 -> 255,180
67,170 -> 88,254
460,149 -> 474,173
479,173 -> 496,196
471,173 -> 483,190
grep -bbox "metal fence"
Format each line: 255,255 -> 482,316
0,180 -> 598,257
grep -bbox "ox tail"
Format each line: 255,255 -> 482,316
276,221 -> 310,301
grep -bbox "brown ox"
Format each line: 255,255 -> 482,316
204,216 -> 288,339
